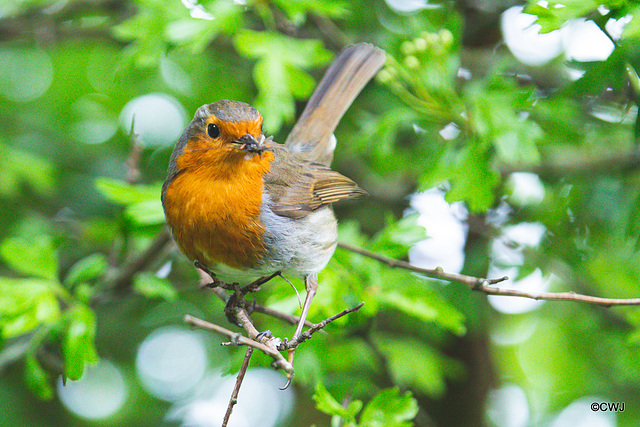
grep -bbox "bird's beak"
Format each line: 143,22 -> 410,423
232,134 -> 272,155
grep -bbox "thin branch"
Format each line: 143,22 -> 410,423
337,242 -> 507,287
475,286 -> 640,306
248,302 -> 317,328
183,315 -> 293,375
222,346 -> 253,427
498,147 -> 640,179
278,302 -> 365,350
194,267 -> 296,378
107,228 -> 172,293
338,242 -> 640,307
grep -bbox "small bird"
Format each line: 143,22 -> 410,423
162,43 -> 385,343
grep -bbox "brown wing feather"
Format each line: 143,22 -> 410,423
265,145 -> 366,219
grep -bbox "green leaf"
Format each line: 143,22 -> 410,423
444,143 -> 500,213
372,333 -> 463,398
469,77 -> 541,165
564,47 -> 627,97
95,178 -> 162,206
64,253 -> 108,287
622,6 -> 640,40
371,213 -> 427,259
0,236 -> 58,281
0,145 -> 55,198
95,179 -> 165,225
313,382 -> 363,421
25,354 -> 54,400
125,199 -> 167,225
284,63 -> 317,99
378,289 -> 466,335
524,0 -> 600,33
63,305 -> 98,381
165,0 -> 243,52
234,30 -> 333,67
360,388 -> 419,427
133,272 -> 178,300
233,30 -> 332,132
271,0 -> 348,25
0,278 -> 61,338
253,55 -> 293,132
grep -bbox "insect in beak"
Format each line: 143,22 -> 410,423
233,134 -> 273,156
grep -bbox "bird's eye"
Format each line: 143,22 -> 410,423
207,123 -> 220,139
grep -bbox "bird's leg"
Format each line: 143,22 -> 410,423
287,274 -> 318,367
224,288 -> 244,326
194,260 -> 225,288
292,274 -> 318,342
240,270 -> 282,295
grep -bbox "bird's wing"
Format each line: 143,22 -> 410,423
264,145 -> 366,219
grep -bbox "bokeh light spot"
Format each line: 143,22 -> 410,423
485,384 -> 530,427
57,359 -> 128,420
119,93 -> 187,147
551,397 -> 616,427
408,188 -> 468,274
0,46 -> 53,102
167,368 -> 295,427
136,326 -> 207,401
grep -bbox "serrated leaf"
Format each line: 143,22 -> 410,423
0,236 -> 58,281
25,354 -> 54,400
234,30 -> 333,67
64,253 -> 108,287
313,382 -> 344,415
444,144 -> 500,212
63,305 -> 98,381
0,278 -> 61,338
133,272 -> 178,300
233,30 -> 332,132
360,388 -> 418,427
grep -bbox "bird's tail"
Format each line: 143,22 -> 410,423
284,43 -> 385,166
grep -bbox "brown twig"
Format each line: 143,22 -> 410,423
474,286 -> 640,306
125,122 -> 143,185
183,315 -> 294,375
498,147 -> 640,179
338,242 -> 640,306
107,228 -> 172,293
278,302 -> 365,350
194,267 -> 296,378
248,302 -> 316,328
222,346 -> 254,427
337,242 -> 507,287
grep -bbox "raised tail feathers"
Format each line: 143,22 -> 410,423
284,43 -> 385,166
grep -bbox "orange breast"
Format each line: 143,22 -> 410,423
163,139 -> 274,269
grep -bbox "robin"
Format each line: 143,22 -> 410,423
161,43 -> 385,345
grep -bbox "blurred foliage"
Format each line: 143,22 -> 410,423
313,383 -> 418,427
2,0 -> 640,426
